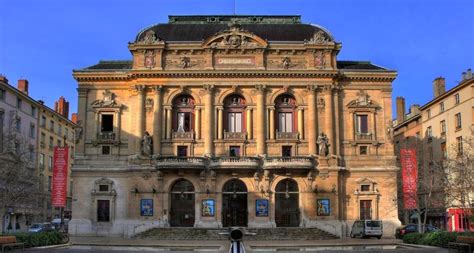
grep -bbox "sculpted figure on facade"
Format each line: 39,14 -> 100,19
141,131 -> 153,156
139,30 -> 161,44
307,30 -> 331,44
91,90 -> 118,108
144,50 -> 155,68
317,132 -> 330,156
282,56 -> 291,69
314,51 -> 326,69
180,57 -> 191,69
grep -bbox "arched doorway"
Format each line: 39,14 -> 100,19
222,179 -> 248,227
169,179 -> 195,227
275,179 -> 300,227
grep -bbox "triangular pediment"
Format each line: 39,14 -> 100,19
95,177 -> 114,185
202,24 -> 268,49
356,177 -> 376,184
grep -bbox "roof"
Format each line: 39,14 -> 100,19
134,15 -> 334,42
419,77 -> 474,110
337,61 -> 387,70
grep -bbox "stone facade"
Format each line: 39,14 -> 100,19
70,15 -> 400,238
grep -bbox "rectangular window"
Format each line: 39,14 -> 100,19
427,126 -> 432,138
177,146 -> 187,157
17,98 -> 22,108
31,106 -> 36,117
440,120 -> 446,135
227,112 -> 242,132
99,185 -> 109,192
30,124 -> 35,138
48,176 -> 52,192
361,185 -> 370,192
229,146 -> 241,157
49,136 -> 54,149
15,117 -> 21,132
454,93 -> 460,104
97,200 -> 110,222
101,114 -> 114,132
355,115 -> 369,134
440,102 -> 445,112
40,132 -> 46,146
41,116 -> 46,127
441,142 -> 447,159
39,153 -> 45,169
101,146 -> 111,155
65,128 -> 69,140
360,200 -> 372,220
359,146 -> 368,155
0,111 -> 3,153
456,136 -> 463,155
48,156 -> 53,171
57,139 -> 61,147
29,147 -> 34,162
278,112 -> 293,132
58,125 -> 62,136
50,120 -> 54,132
427,109 -> 431,118
0,88 -> 5,100
455,113 -> 462,129
282,146 -> 292,157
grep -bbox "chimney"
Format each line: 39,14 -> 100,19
0,75 -> 8,84
17,79 -> 29,95
71,113 -> 78,124
38,100 -> 44,105
396,97 -> 406,123
433,77 -> 446,98
466,68 -> 472,79
410,104 -> 420,115
54,96 -> 70,119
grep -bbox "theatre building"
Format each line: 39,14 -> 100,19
70,15 -> 400,237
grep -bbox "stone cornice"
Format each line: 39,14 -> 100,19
339,71 -> 397,82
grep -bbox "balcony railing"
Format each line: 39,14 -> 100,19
155,156 -> 206,169
276,131 -> 299,140
172,131 -> 194,140
263,156 -> 314,170
210,157 -> 260,169
98,132 -> 116,141
355,133 -> 372,141
224,131 -> 247,140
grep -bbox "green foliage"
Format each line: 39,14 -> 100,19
403,231 -> 474,247
12,231 -> 62,248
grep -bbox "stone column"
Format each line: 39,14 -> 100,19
152,86 -> 162,155
246,108 -> 253,140
162,107 -> 167,139
324,86 -> 334,155
269,107 -> 275,140
195,107 -> 201,140
165,106 -> 172,140
255,85 -> 266,155
76,88 -> 88,156
203,85 -> 214,156
298,108 -> 304,140
217,106 -> 224,140
135,85 -> 145,155
307,85 -> 317,155
333,87 -> 340,155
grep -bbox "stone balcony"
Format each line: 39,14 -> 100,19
224,131 -> 247,140
263,156 -> 315,170
172,131 -> 194,140
155,157 -> 206,169
276,131 -> 299,140
210,157 -> 260,169
355,133 -> 373,141
98,132 -> 116,141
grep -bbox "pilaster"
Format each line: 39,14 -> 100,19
307,85 -> 317,154
255,84 -> 266,155
152,86 -> 162,155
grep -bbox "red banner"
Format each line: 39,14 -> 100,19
401,148 -> 418,209
52,147 -> 69,207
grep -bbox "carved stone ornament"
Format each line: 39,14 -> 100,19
314,51 -> 326,69
165,56 -> 205,69
145,98 -> 154,113
347,90 -> 379,108
386,120 -> 394,142
317,97 -> 325,110
306,30 -> 332,45
267,57 -> 306,69
317,132 -> 330,156
144,50 -> 155,68
91,90 -> 120,108
138,30 -> 162,44
282,56 -> 291,69
203,23 -> 267,49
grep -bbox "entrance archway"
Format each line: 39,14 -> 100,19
222,179 -> 248,227
275,179 -> 300,227
169,179 -> 195,227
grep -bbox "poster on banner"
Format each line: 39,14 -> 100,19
52,147 -> 69,207
400,148 -> 418,209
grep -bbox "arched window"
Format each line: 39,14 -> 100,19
224,94 -> 246,133
173,95 -> 195,133
275,94 -> 297,133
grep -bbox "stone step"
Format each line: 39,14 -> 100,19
136,227 -> 338,241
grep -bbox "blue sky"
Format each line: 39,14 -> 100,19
1,0 -> 473,117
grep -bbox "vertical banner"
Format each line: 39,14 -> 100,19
401,148 -> 418,209
52,147 -> 69,207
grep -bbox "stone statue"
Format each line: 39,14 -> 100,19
317,132 -> 330,156
141,131 -> 153,156
282,57 -> 291,69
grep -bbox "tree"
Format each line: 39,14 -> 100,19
0,111 -> 39,232
441,137 -> 474,226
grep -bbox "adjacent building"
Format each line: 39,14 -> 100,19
0,76 -> 77,233
70,15 -> 400,238
393,69 -> 474,231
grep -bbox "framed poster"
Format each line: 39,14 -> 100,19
256,199 -> 269,217
201,199 -> 215,217
317,199 -> 330,216
140,199 -> 153,216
